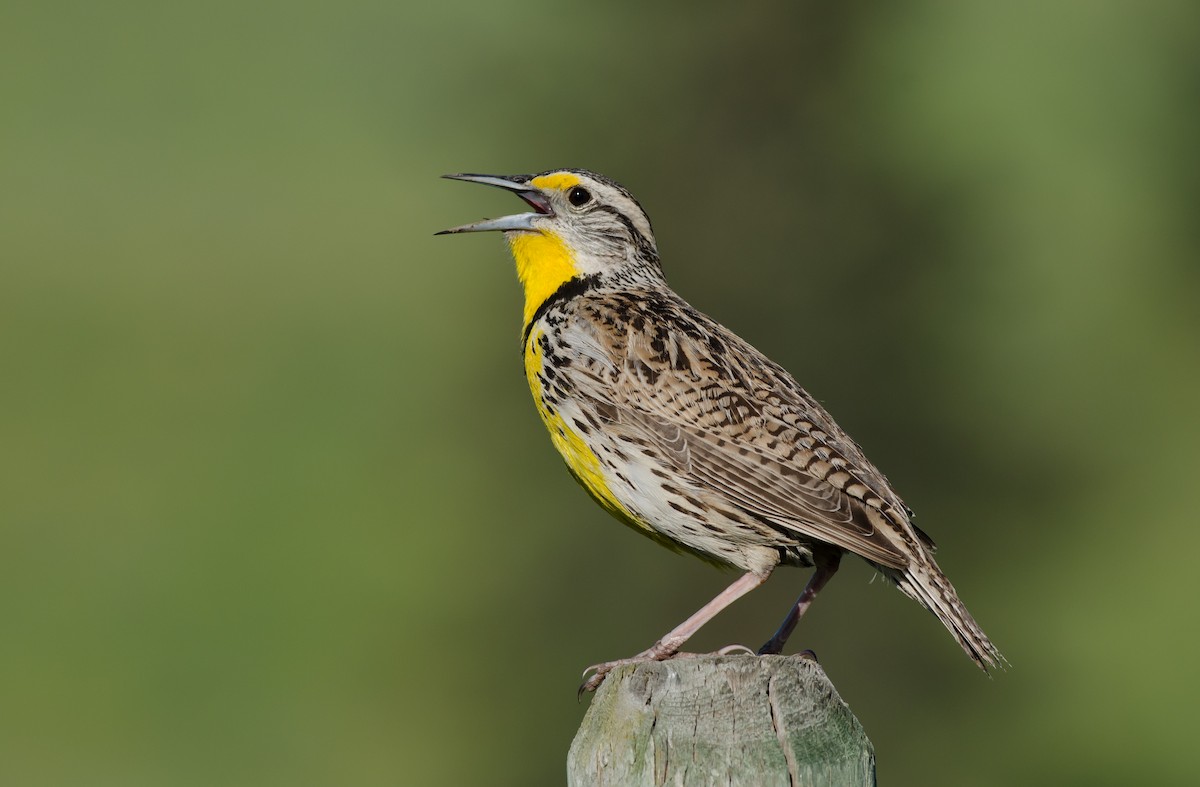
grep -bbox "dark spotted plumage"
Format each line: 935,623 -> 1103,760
529,273 -> 1002,673
538,287 -> 883,559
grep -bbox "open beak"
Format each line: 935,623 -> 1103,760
435,173 -> 552,235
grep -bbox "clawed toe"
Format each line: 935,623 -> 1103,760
578,668 -> 609,696
579,643 -> 762,695
579,660 -> 624,695
578,655 -> 645,695
578,643 -> 684,695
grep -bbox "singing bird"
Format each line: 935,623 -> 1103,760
438,169 -> 1002,691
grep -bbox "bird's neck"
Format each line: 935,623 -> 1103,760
508,231 -> 581,332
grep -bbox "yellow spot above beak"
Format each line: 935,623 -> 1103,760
530,172 -> 582,191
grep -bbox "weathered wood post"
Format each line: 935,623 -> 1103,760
568,653 -> 875,786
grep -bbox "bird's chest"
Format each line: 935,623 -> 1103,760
523,329 -> 593,472
522,327 -> 629,519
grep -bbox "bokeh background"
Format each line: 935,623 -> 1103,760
3,1 -> 1198,785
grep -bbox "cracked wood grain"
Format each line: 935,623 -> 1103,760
567,654 -> 875,787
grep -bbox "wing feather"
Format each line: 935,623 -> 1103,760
597,399 -> 909,568
556,299 -> 919,570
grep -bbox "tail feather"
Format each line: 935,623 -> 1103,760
891,560 -> 1005,672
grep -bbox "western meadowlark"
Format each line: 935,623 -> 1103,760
438,169 -> 1002,691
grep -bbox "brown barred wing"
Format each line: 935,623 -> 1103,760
587,395 -> 910,569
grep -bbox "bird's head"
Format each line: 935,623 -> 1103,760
438,169 -> 660,329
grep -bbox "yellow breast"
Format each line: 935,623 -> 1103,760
510,224 -> 661,538
523,330 -> 629,517
523,330 -> 705,555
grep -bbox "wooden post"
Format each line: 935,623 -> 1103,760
568,654 -> 875,787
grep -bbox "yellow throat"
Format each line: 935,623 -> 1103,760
507,171 -> 588,331
508,230 -> 579,331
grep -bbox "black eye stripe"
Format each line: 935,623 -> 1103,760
594,204 -> 657,259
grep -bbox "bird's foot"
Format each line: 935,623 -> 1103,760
579,636 -> 698,695
756,641 -> 820,662
579,643 -> 757,695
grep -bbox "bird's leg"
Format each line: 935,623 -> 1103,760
758,551 -> 842,655
580,569 -> 771,693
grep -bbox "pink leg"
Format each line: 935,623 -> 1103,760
758,551 -> 841,655
581,569 -> 772,693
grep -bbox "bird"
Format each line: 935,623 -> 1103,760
437,169 -> 1002,691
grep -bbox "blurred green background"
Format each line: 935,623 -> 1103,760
3,1 -> 1198,785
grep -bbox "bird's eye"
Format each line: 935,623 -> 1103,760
568,187 -> 592,207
